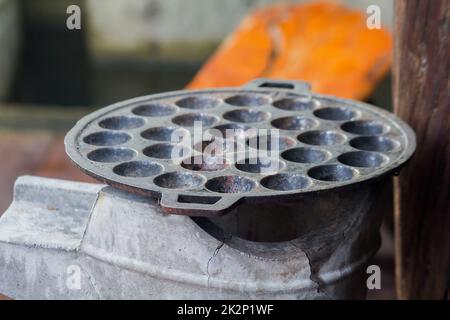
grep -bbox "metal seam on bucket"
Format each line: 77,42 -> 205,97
81,241 -> 377,293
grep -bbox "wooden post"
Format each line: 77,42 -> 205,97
393,0 -> 450,299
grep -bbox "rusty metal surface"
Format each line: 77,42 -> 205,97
65,79 -> 415,216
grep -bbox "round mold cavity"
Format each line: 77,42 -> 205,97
247,134 -> 296,151
83,131 -> 131,146
272,97 -> 315,111
225,94 -> 270,107
87,147 -> 136,163
181,156 -> 229,172
235,157 -> 283,174
113,161 -> 163,177
154,172 -> 205,189
132,103 -> 177,117
341,120 -> 387,135
175,96 -> 220,110
205,176 -> 257,193
261,173 -> 310,191
209,123 -> 255,139
338,151 -> 387,168
223,109 -> 270,123
308,164 -> 355,182
143,143 -> 191,160
141,126 -> 189,142
314,107 -> 357,121
271,116 -> 318,131
298,130 -> 346,146
172,113 -> 219,127
350,136 -> 399,152
98,116 -> 145,130
282,147 -> 328,164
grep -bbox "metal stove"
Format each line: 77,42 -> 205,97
0,79 -> 415,299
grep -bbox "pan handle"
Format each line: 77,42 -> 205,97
159,193 -> 242,217
242,78 -> 311,95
